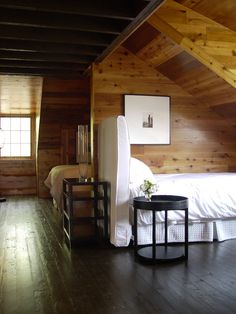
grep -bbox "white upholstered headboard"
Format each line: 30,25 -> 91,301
98,116 -> 132,246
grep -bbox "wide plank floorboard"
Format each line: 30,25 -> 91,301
0,196 -> 236,314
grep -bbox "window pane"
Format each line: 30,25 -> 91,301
1,144 -> 10,156
4,130 -> 10,143
11,131 -> 21,143
21,131 -> 30,143
21,144 -> 31,156
11,144 -> 21,156
21,118 -> 31,130
11,118 -> 21,130
1,118 -> 11,130
0,116 -> 31,158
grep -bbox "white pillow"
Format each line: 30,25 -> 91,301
129,157 -> 156,185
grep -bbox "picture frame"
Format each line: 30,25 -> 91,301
124,94 -> 170,144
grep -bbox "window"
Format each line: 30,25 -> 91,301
0,116 -> 31,157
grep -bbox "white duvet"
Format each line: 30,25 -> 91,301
130,172 -> 236,226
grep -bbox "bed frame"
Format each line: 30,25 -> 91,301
98,116 -> 236,247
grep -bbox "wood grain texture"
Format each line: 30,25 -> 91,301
0,75 -> 43,114
123,22 -> 160,54
149,0 -> 236,88
0,76 -> 42,196
2,0 -> 236,196
92,45 -> 236,174
177,0 -> 236,33
37,77 -> 90,198
0,160 -> 37,195
1,196 -> 236,313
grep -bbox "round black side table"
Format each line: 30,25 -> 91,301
133,195 -> 188,264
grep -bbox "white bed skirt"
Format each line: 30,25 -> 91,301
136,219 -> 236,245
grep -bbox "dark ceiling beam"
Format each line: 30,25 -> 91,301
0,0 -> 135,20
0,60 -> 88,71
0,51 -> 93,64
95,0 -> 165,63
0,8 -> 127,35
0,39 -> 103,56
0,67 -> 84,77
0,0 -> 162,77
0,25 -> 115,46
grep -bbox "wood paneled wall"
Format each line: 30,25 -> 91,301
0,116 -> 37,196
0,159 -> 37,196
38,77 -> 90,198
0,76 -> 43,196
92,46 -> 236,174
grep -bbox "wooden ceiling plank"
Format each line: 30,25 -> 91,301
213,55 -> 236,70
206,28 -> 236,43
0,0 -> 135,20
178,0 -> 236,33
200,45 -> 236,57
137,33 -> 183,67
196,40 -> 236,49
176,0 -> 202,8
149,13 -> 183,44
123,22 -> 160,54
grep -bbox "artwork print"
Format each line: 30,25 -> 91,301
124,95 -> 170,144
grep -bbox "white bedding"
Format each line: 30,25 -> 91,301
131,172 -> 236,226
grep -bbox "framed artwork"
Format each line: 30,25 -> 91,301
124,94 -> 170,144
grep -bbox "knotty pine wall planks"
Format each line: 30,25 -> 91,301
92,46 -> 236,174
37,77 -> 90,198
0,159 -> 37,196
0,116 -> 37,196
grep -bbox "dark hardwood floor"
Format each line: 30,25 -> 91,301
1,196 -> 236,314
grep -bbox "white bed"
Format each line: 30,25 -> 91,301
98,115 -> 236,247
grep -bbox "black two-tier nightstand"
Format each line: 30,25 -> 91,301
133,195 -> 188,264
63,178 -> 108,247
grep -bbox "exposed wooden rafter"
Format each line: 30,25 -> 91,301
148,0 -> 236,88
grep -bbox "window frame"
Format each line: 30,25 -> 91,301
0,114 -> 35,160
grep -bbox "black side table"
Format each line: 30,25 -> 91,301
63,178 -> 108,247
133,195 -> 188,264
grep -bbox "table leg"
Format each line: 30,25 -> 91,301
103,183 -> 108,240
165,209 -> 168,248
134,207 -> 138,256
152,209 -> 156,259
185,207 -> 188,260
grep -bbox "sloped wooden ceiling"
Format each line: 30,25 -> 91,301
177,0 -> 236,32
124,0 -> 236,119
149,0 -> 236,88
